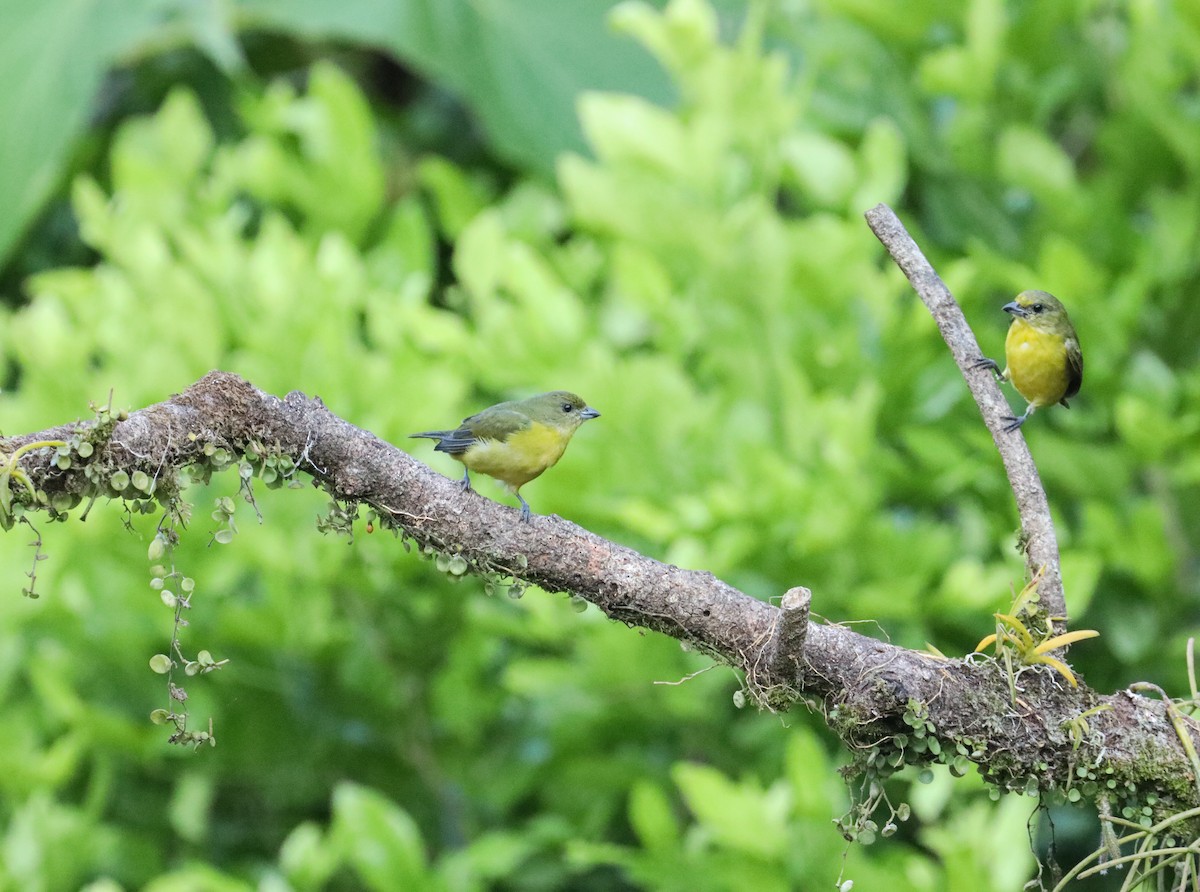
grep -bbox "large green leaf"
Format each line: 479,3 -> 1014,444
0,0 -> 164,265
238,0 -> 672,169
0,0 -> 671,266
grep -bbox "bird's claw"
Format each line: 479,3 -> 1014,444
972,357 -> 1002,379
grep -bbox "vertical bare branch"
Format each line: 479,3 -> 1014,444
864,203 -> 1067,626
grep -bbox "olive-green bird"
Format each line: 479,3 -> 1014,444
410,391 -> 600,522
976,290 -> 1083,432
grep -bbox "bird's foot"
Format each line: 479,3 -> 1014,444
972,357 -> 1003,380
517,495 -> 533,524
1001,414 -> 1027,433
459,470 -> 473,493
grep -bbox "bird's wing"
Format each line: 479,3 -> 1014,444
410,408 -> 532,456
409,428 -> 475,454
1063,337 -> 1083,403
459,407 -> 532,446
411,408 -> 533,454
431,430 -> 479,454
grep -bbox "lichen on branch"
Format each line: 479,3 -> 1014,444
1,368 -> 1197,835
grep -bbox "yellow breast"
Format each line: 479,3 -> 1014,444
457,423 -> 571,491
1005,321 -> 1071,408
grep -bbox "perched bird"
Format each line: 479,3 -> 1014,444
975,290 -> 1083,432
410,391 -> 600,522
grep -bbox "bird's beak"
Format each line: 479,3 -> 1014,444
580,407 -> 600,420
1002,301 -> 1029,318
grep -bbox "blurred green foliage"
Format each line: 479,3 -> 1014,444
1,0 -> 1200,888
0,0 -> 671,269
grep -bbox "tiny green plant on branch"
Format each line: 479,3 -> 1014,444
146,515 -> 229,749
0,439 -> 68,530
1055,801 -> 1200,890
974,567 -> 1101,693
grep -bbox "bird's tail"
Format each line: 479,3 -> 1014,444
409,430 -> 450,440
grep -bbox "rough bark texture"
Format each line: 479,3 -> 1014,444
3,369 -> 1198,819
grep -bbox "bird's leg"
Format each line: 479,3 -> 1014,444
459,468 -> 473,492
516,492 -> 533,524
972,357 -> 1005,381
1002,405 -> 1035,432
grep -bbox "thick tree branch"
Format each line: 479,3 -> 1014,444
864,203 -> 1068,627
3,370 -> 1199,824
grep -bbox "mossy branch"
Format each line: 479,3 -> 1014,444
3,370 -> 1199,828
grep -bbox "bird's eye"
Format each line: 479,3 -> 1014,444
1031,304 -> 1044,313
561,403 -> 574,413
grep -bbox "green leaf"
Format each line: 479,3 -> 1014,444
331,782 -> 438,892
850,117 -> 907,211
1032,629 -> 1099,656
0,470 -> 12,523
672,762 -> 787,859
232,62 -> 386,241
279,821 -> 339,889
452,209 -> 506,301
239,0 -> 670,175
437,830 -> 536,886
782,132 -> 857,209
140,864 -> 253,892
784,729 -> 832,818
417,157 -> 496,242
168,771 -> 215,844
111,90 -> 215,205
996,125 -> 1076,200
0,0 -> 165,263
577,92 -> 686,172
628,780 -> 680,852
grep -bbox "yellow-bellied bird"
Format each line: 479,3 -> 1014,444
976,290 -> 1083,432
411,391 -> 600,521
